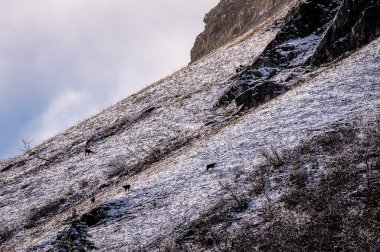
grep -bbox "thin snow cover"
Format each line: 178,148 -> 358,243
0,16 -> 285,251
286,33 -> 320,66
88,37 -> 379,250
1,11 -> 380,252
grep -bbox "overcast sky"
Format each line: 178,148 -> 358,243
0,0 -> 218,159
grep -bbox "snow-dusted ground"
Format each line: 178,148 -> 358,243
89,36 -> 380,251
0,6 -> 293,251
1,3 -> 379,251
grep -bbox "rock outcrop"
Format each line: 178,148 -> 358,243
215,0 -> 380,113
311,0 -> 380,64
190,0 -> 296,62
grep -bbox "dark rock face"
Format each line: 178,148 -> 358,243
214,0 -> 380,114
190,0 -> 296,63
215,0 -> 342,110
235,81 -> 288,109
311,0 -> 380,64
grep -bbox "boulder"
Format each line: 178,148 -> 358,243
235,81 -> 288,109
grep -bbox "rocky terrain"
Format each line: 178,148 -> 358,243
1,0 -> 379,251
190,0 -> 296,62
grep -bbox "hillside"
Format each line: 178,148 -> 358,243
1,0 -> 379,251
190,0 -> 296,62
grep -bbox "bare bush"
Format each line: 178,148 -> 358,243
105,159 -> 128,179
105,136 -> 194,182
218,181 -> 248,211
78,179 -> 89,189
0,226 -> 15,244
288,166 -> 309,189
260,145 -> 287,169
20,138 -> 32,153
247,163 -> 272,196
25,198 -> 66,229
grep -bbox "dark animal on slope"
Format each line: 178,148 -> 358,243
91,197 -> 95,203
123,184 -> 131,192
206,163 -> 217,172
85,148 -> 95,156
85,139 -> 91,146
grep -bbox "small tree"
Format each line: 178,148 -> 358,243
20,138 -> 32,153
51,209 -> 97,252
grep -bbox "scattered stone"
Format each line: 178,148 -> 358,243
1,160 -> 26,172
205,121 -> 216,126
143,107 -> 156,114
98,182 -> 111,191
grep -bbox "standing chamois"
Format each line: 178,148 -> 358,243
84,148 -> 95,156
84,139 -> 95,156
206,163 -> 217,172
123,184 -> 131,192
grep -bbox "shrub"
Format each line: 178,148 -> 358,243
105,159 -> 127,179
0,226 -> 15,244
25,198 -> 66,228
78,179 -> 89,189
260,145 -> 286,169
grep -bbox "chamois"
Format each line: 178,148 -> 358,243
91,197 -> 95,203
84,137 -> 95,156
85,148 -> 95,156
123,184 -> 131,192
206,163 -> 217,172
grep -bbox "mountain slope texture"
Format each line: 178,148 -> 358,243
1,0 -> 379,251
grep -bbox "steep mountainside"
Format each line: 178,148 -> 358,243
190,0 -> 297,62
1,0 -> 379,251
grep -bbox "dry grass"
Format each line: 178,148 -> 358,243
104,135 -> 194,183
25,198 -> 66,229
0,226 -> 16,244
78,179 -> 89,189
142,116 -> 380,251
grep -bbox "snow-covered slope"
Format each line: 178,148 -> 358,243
1,1 -> 379,251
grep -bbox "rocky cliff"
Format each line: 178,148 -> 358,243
190,0 -> 297,62
1,1 -> 379,251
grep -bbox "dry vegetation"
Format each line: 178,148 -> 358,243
138,116 -> 380,251
4,117 -> 379,251
0,226 -> 16,245
25,198 -> 67,229
104,135 -> 195,181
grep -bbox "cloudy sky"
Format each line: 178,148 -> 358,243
0,0 -> 218,159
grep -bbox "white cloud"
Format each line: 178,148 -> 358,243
25,89 -> 101,143
0,0 -> 219,158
